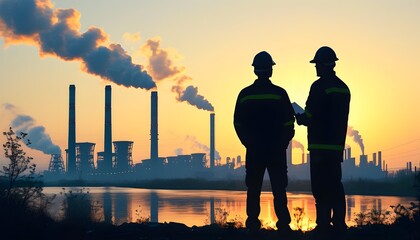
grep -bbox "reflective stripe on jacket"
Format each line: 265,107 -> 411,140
234,78 -> 295,150
304,73 -> 350,152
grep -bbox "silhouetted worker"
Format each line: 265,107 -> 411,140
234,51 -> 295,237
296,46 -> 350,238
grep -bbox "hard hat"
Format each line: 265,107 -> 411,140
310,46 -> 338,64
252,51 -> 276,69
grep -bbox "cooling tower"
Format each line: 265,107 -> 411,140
104,85 -> 113,172
67,85 -> 76,175
151,91 -> 158,161
76,142 -> 96,174
113,141 -> 134,171
210,113 -> 215,168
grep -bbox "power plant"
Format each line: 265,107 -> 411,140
45,84 -> 401,181
45,84 -> 229,181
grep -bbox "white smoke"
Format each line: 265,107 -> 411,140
186,135 -> 221,160
2,103 -> 61,154
347,126 -> 364,154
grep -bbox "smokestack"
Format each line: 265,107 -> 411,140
67,85 -> 76,175
302,152 -> 305,164
347,148 -> 351,159
210,113 -> 215,168
151,91 -> 158,161
378,151 -> 382,170
373,152 -> 377,166
104,85 -> 113,171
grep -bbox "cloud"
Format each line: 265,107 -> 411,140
123,32 -> 141,43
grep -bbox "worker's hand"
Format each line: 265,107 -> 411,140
295,113 -> 305,126
295,113 -> 301,125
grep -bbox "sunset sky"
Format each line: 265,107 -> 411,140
1,0 -> 419,171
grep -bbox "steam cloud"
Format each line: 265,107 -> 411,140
347,126 -> 364,154
292,139 -> 304,153
142,38 -> 214,111
2,103 -> 61,154
186,135 -> 221,160
0,0 -> 155,89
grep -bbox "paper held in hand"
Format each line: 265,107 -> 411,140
292,102 -> 305,115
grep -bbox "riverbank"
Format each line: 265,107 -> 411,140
43,177 -> 418,197
4,220 -> 419,240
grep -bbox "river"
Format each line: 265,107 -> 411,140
42,187 -> 416,231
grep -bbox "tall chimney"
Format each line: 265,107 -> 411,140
151,91 -> 158,161
104,85 -> 113,171
67,85 -> 76,175
378,151 -> 382,170
302,152 -> 305,164
210,113 -> 215,168
373,152 -> 377,166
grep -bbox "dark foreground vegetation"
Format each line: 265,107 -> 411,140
1,128 -> 420,239
1,210 -> 419,240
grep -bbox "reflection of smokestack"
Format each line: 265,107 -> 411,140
104,85 -> 112,171
302,153 -> 305,164
210,113 -> 215,168
151,91 -> 158,161
67,85 -> 76,175
150,192 -> 159,222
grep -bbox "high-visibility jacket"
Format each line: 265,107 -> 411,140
302,72 -> 350,152
234,78 -> 295,150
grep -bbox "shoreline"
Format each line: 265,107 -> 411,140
41,178 -> 419,197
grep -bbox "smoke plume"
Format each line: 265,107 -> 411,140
186,135 -> 221,160
0,0 -> 155,89
174,148 -> 184,156
2,103 -> 61,154
142,38 -> 214,111
347,126 -> 364,154
292,139 -> 305,153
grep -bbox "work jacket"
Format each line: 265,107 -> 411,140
234,78 -> 295,150
301,72 -> 350,152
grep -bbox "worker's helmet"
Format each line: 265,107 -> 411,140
310,46 -> 338,65
252,51 -> 275,69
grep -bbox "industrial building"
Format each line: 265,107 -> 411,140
44,84 -> 400,182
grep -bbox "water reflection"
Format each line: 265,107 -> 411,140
43,187 -> 415,231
